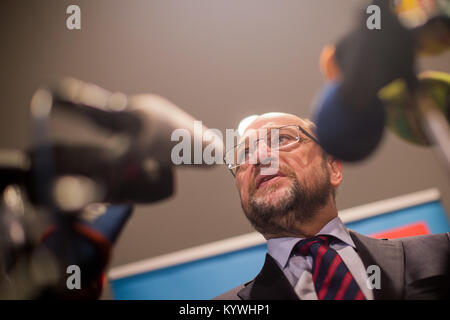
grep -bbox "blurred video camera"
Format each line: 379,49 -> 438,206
0,78 -> 222,299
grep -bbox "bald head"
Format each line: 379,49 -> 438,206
241,112 -> 317,142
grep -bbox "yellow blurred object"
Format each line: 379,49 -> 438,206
394,0 -> 438,28
395,0 -> 421,12
379,70 -> 450,146
394,0 -> 450,56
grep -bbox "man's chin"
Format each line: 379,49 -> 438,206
252,184 -> 292,209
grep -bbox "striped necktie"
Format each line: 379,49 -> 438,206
295,235 -> 365,300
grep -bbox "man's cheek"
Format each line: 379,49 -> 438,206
235,180 -> 247,200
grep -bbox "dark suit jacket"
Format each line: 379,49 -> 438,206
214,230 -> 450,300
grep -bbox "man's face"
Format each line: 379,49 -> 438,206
234,114 -> 338,236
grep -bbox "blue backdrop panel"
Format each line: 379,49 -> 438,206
111,244 -> 267,300
110,200 -> 449,300
345,201 -> 450,235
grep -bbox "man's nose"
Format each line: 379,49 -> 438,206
249,138 -> 272,166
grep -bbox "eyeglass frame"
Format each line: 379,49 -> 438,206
224,124 -> 321,177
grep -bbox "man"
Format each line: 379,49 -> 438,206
216,112 -> 450,300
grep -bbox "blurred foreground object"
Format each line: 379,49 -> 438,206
313,0 -> 450,173
381,71 -> 450,176
395,0 -> 450,55
0,78 -> 223,299
31,77 -> 223,204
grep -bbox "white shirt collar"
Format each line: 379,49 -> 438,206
267,216 -> 356,268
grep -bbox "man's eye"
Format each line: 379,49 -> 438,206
278,135 -> 292,144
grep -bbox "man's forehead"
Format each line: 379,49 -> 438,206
242,113 -> 306,136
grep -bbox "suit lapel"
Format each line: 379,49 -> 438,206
238,253 -> 299,300
237,231 -> 405,300
349,230 -> 405,300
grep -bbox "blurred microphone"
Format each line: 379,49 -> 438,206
28,77 -> 224,205
314,82 -> 386,161
313,0 -> 416,161
0,78 -> 225,299
314,0 -> 450,162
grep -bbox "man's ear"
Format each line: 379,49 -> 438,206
327,156 -> 343,187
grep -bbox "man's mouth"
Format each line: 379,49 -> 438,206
255,172 -> 286,189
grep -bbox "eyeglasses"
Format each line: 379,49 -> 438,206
224,124 -> 320,177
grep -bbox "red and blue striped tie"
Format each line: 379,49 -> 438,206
295,235 -> 365,300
